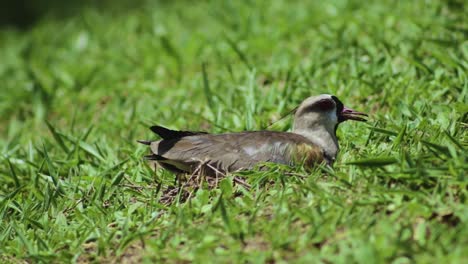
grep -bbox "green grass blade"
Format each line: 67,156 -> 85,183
45,120 -> 70,153
224,35 -> 252,71
202,62 -> 214,112
6,158 -> 20,188
346,157 -> 399,167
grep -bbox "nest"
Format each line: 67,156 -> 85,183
156,161 -> 251,205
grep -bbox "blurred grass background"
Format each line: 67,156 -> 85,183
0,0 -> 467,263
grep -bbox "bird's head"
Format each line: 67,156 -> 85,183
293,94 -> 368,133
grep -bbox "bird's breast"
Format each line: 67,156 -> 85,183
289,143 -> 325,168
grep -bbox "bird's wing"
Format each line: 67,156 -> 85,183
150,131 -> 324,173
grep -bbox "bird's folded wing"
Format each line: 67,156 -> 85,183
151,131 -> 324,172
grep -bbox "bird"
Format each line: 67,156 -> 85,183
138,94 -> 367,175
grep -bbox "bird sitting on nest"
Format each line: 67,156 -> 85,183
138,94 -> 367,175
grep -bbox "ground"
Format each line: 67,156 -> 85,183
0,0 -> 467,263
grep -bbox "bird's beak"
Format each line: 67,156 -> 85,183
339,106 -> 368,122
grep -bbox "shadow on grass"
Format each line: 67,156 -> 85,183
0,0 -> 166,29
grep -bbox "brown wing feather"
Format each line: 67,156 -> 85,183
150,131 -> 324,174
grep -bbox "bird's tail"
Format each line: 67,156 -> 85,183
150,125 -> 208,139
137,140 -> 151,145
144,154 -> 161,160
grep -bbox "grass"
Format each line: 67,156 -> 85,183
0,0 -> 467,262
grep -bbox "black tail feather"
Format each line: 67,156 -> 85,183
150,125 -> 176,139
137,140 -> 152,145
144,154 -> 164,160
150,125 -> 208,139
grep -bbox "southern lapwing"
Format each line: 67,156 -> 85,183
138,94 -> 367,175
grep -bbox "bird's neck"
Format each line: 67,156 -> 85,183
293,126 -> 339,163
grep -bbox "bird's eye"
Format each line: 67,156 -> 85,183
316,99 -> 335,111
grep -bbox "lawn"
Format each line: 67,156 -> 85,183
0,0 -> 467,263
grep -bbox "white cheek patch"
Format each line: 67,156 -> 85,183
327,110 -> 338,124
321,109 -> 339,132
